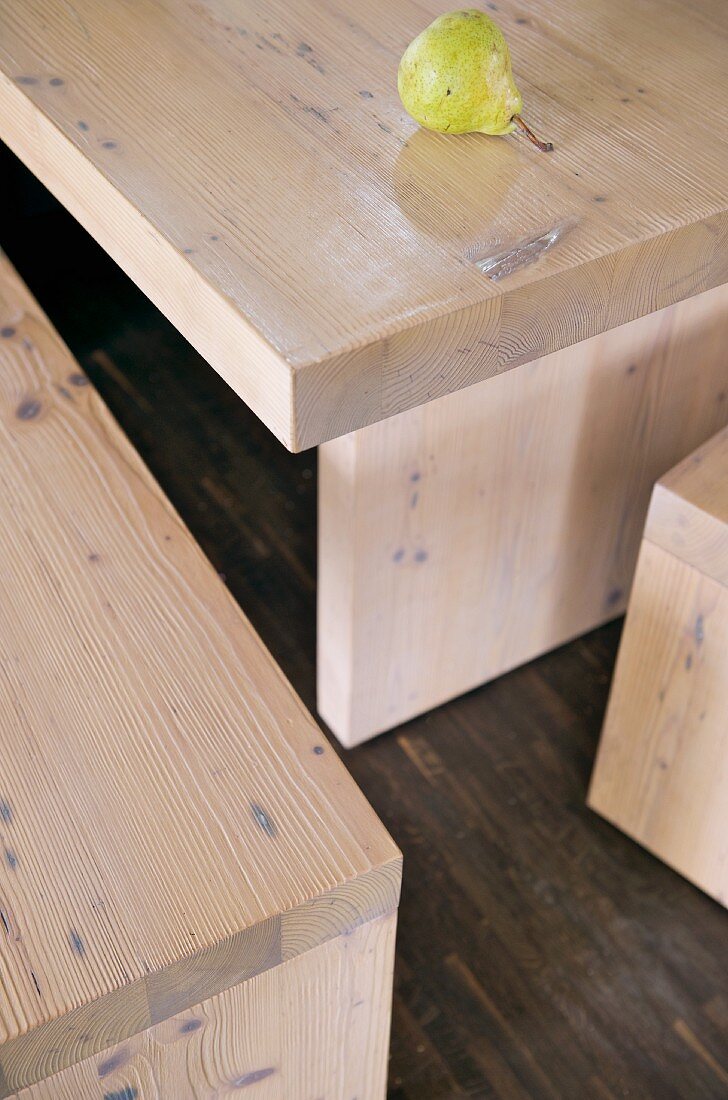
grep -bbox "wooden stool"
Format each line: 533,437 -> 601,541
0,255 -> 401,1098
589,426 -> 728,905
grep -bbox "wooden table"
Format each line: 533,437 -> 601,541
2,0 -> 727,745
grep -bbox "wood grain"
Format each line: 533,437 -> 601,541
646,426 -> 728,585
1,0 -> 726,448
589,424 -> 728,904
588,540 -> 728,905
14,912 -> 397,1100
319,283 -> 728,744
0,253 -> 400,1094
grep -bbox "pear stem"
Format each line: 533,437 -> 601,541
512,114 -> 553,153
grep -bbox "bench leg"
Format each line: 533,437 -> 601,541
588,542 -> 728,905
16,913 -> 397,1098
317,285 -> 728,746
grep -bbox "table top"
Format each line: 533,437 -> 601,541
0,252 -> 399,1091
1,0 -> 726,450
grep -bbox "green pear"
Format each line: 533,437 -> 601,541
398,9 -> 552,151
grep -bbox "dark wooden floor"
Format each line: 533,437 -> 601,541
3,150 -> 728,1100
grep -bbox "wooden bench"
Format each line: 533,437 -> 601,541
0,253 -> 401,1098
589,427 -> 728,906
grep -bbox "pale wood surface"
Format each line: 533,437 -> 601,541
319,283 -> 728,744
646,426 -> 728,586
1,0 -> 726,449
0,253 -> 400,1095
13,913 -> 396,1100
588,540 -> 728,906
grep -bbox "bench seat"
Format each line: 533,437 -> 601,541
0,253 -> 400,1098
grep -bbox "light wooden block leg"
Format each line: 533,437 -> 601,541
588,544 -> 727,904
318,284 -> 728,746
15,913 -> 397,1099
588,427 -> 728,905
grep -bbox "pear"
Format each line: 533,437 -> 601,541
398,9 -> 552,151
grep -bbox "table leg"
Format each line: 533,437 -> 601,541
318,285 -> 728,747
